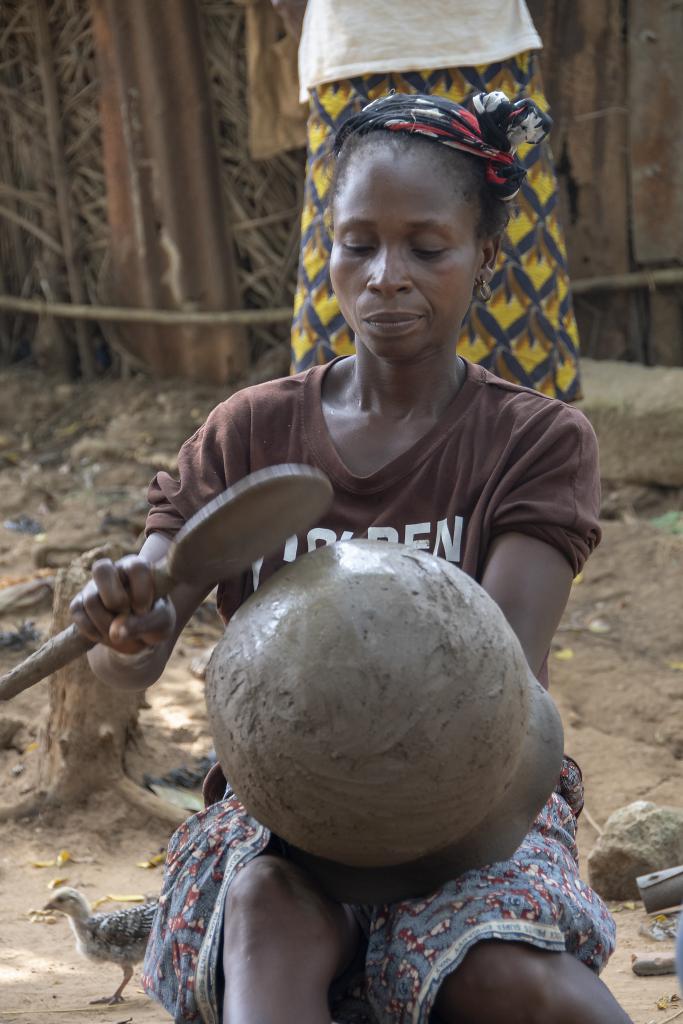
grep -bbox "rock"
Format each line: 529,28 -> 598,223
578,359 -> 683,487
0,717 -> 24,749
587,801 -> 683,900
631,952 -> 676,976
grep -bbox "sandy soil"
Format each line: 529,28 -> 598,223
0,366 -> 681,1024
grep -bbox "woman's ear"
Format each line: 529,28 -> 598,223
480,234 -> 502,281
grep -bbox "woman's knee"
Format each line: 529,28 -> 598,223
435,941 -> 567,1024
224,855 -> 352,964
436,941 -> 630,1024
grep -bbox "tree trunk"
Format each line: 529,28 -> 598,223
37,553 -> 140,801
10,546 -> 186,827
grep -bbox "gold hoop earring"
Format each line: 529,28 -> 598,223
476,278 -> 492,303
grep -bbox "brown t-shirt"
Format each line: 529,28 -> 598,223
147,357 -> 600,640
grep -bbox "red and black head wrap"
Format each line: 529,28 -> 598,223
334,91 -> 552,202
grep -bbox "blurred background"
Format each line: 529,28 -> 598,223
0,0 -> 680,383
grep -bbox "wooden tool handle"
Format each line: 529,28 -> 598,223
0,624 -> 93,701
0,563 -> 175,702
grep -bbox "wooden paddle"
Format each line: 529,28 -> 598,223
0,464 -> 332,701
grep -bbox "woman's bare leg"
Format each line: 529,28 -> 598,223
435,941 -> 633,1024
222,855 -> 360,1024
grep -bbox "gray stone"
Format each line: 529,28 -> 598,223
587,801 -> 683,900
578,359 -> 683,487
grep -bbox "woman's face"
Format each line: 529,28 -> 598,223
330,141 -> 497,363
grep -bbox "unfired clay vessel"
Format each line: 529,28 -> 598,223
205,540 -> 564,902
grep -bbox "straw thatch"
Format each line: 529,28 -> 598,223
203,1 -> 305,361
0,0 -> 305,373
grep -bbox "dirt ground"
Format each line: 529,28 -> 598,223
0,365 -> 681,1024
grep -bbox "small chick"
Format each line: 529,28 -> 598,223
44,887 -> 157,1004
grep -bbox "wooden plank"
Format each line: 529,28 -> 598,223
648,291 -> 683,366
529,0 -> 630,279
527,1 -> 634,361
628,0 -> 683,265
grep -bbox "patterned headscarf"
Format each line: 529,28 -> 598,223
334,91 -> 552,201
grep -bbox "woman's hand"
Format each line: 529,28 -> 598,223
70,555 -> 176,656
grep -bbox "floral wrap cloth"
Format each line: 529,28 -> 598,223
142,758 -> 616,1024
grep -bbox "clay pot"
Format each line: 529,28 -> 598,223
206,540 -> 564,902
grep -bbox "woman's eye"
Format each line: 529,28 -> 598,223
414,248 -> 444,259
343,243 -> 373,254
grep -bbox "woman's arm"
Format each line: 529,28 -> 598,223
71,532 -> 212,690
480,532 -> 573,679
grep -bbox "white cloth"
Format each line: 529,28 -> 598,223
298,0 -> 542,101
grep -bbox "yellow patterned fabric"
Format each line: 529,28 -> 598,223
291,54 -> 581,400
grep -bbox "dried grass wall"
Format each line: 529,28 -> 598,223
0,0 -> 306,373
0,0 -> 106,367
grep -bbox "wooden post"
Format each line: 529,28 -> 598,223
32,0 -> 95,378
628,0 -> 683,367
89,0 -> 248,383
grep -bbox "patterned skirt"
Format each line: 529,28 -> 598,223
141,759 -> 616,1024
291,53 -> 581,401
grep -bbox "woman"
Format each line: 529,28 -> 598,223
71,93 -> 629,1023
281,0 -> 582,400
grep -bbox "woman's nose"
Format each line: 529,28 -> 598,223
367,247 -> 411,294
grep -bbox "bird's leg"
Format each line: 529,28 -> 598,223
89,964 -> 133,1005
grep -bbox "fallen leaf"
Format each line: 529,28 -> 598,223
31,859 -> 56,869
572,572 -> 584,585
136,851 -> 166,869
106,893 -> 146,903
47,877 -> 69,889
24,741 -> 38,753
55,849 -> 72,866
656,994 -> 680,1010
667,661 -> 683,671
553,647 -> 574,661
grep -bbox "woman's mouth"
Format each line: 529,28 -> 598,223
363,313 -> 423,333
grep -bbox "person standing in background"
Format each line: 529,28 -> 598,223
274,0 -> 582,400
